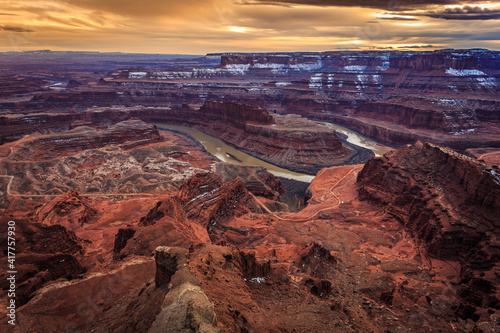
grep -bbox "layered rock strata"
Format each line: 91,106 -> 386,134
357,142 -> 500,320
0,101 -> 355,173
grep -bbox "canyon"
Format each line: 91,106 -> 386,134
0,101 -> 366,174
0,49 -> 499,332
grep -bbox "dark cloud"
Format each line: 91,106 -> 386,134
473,30 -> 500,40
378,16 -> 418,21
423,5 -> 500,20
397,44 -> 435,48
0,25 -> 35,32
240,0 -> 477,11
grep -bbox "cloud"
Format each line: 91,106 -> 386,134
69,0 -> 224,18
396,44 -> 435,48
422,5 -> 500,20
378,16 -> 419,21
1,0 -> 499,53
240,0 -> 475,11
0,25 -> 35,32
232,4 -> 373,32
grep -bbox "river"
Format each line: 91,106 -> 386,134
155,122 -> 390,183
321,121 -> 390,157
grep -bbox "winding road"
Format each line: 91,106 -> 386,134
478,151 -> 500,162
250,165 -> 363,223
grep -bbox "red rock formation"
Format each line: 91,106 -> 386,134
113,228 -> 136,258
179,173 -> 257,242
357,142 -> 500,320
354,99 -> 474,132
4,159 -> 499,331
281,96 -> 342,118
17,120 -> 161,160
117,195 -> 204,257
219,54 -> 313,67
30,191 -> 97,228
139,197 -> 187,227
329,113 -> 500,149
214,163 -> 285,201
0,217 -> 85,306
296,242 -> 337,279
358,142 -> 499,258
0,114 -> 161,148
388,50 -> 500,73
199,100 -> 274,128
2,49 -> 500,332
30,91 -> 120,108
0,75 -> 48,97
154,246 -> 188,288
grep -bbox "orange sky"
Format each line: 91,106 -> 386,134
1,1 -> 499,54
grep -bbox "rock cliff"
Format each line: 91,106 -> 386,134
0,217 -> 85,306
29,191 -> 97,228
199,100 -> 274,128
357,142 -> 500,320
358,142 -> 499,259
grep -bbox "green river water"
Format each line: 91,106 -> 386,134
156,123 -> 390,183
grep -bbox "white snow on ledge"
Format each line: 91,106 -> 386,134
225,64 -> 251,75
129,72 -> 147,79
445,68 -> 486,76
275,82 -> 292,87
343,65 -> 367,72
249,277 -> 266,284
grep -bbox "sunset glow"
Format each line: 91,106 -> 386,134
1,0 -> 499,54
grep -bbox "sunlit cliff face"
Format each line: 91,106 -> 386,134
0,0 -> 499,53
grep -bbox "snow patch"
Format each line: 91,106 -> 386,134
376,61 -> 390,71
275,82 -> 292,87
249,277 -> 266,284
490,170 -> 500,185
253,62 -> 285,69
326,74 -> 335,88
225,64 -> 251,75
129,72 -> 147,79
446,68 -> 486,76
475,77 -> 496,87
343,65 -> 367,72
290,60 -> 323,71
309,73 -> 323,89
451,128 -> 475,136
357,74 -> 369,84
187,188 -> 219,204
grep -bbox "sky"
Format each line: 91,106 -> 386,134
0,0 -> 499,54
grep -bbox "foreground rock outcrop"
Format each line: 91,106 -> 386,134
357,142 -> 500,321
2,152 -> 499,332
358,142 -> 500,260
0,217 -> 86,306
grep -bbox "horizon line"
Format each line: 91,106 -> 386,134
0,47 -> 498,56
